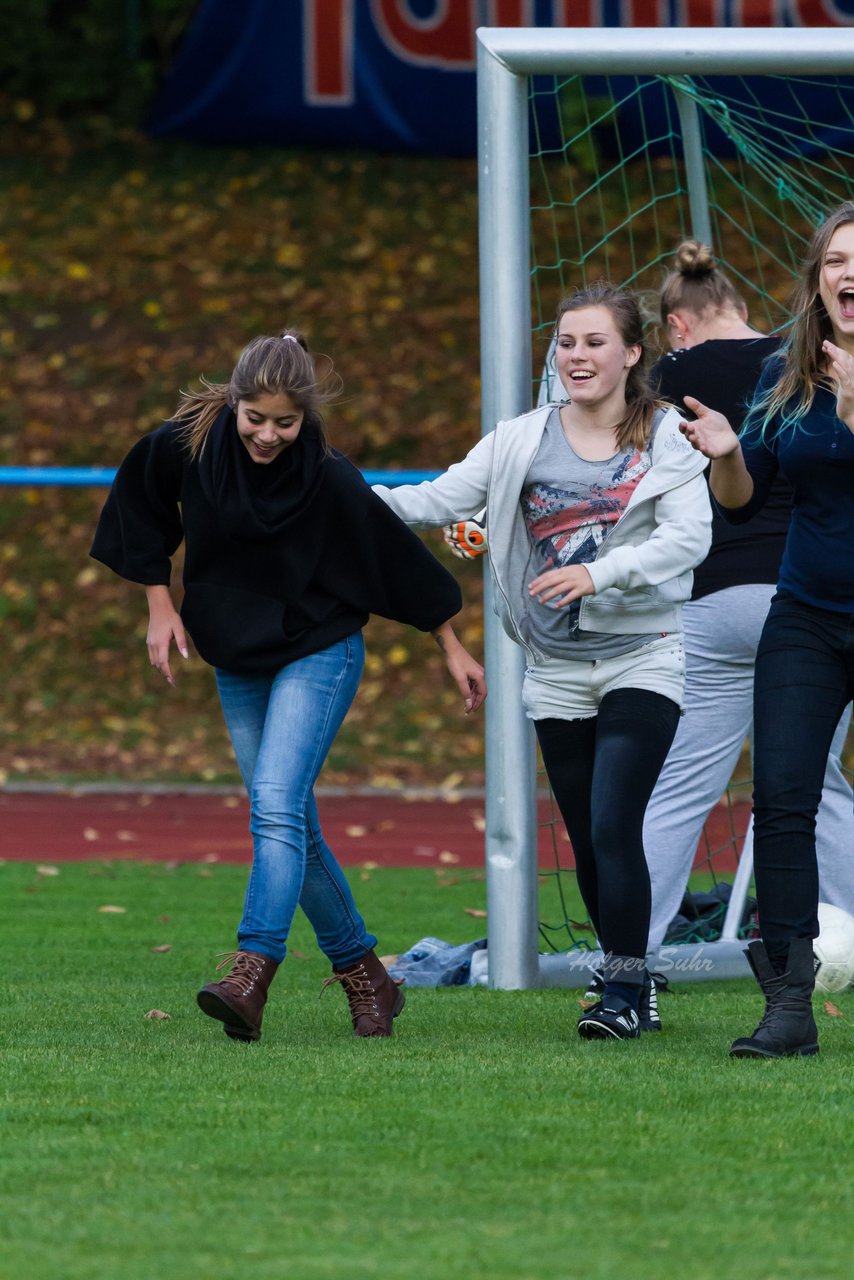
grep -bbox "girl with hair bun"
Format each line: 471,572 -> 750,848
645,241 -> 854,970
375,282 -> 712,1041
91,328 -> 486,1045
680,204 -> 854,1059
660,238 -> 757,347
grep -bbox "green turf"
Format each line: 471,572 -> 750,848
4,861 -> 854,1280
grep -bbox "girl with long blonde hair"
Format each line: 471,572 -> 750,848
681,204 -> 854,1059
644,239 -> 853,967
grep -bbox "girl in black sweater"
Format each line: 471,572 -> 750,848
92,330 -> 485,1044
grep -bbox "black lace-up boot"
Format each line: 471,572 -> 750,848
730,937 -> 819,1059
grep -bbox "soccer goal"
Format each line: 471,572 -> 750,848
473,25 -> 854,991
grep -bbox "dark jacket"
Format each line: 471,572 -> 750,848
90,409 -> 462,674
718,360 -> 854,613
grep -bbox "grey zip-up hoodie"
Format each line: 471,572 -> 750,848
374,404 -> 712,659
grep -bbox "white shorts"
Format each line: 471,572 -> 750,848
522,634 -> 685,721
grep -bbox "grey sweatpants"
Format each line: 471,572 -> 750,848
644,583 -> 854,956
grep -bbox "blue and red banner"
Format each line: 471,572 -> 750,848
147,1 -> 854,154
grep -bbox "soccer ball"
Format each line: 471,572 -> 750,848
813,903 -> 854,994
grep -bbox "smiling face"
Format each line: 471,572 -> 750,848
235,391 -> 304,463
554,305 -> 641,406
818,222 -> 854,348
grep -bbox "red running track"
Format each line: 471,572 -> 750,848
0,790 -> 750,871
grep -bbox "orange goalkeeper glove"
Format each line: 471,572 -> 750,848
442,509 -> 488,560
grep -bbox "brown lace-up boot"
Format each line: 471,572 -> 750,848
321,949 -> 405,1037
197,950 -> 279,1043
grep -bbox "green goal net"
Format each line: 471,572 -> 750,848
530,70 -> 854,360
527,68 -> 854,963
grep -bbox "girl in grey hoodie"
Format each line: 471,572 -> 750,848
376,283 -> 711,1040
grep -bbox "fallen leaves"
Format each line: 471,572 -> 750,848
150,944 -> 172,953
824,1001 -> 844,1018
143,1009 -> 171,1021
97,904 -> 126,913
439,772 -> 465,796
366,773 -> 403,790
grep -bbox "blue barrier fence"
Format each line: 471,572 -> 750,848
0,468 -> 439,488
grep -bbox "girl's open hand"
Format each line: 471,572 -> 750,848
823,339 -> 854,429
679,397 -> 740,458
528,564 -> 595,608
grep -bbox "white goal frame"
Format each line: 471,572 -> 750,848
475,25 -> 854,990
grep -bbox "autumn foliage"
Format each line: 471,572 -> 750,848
0,113 -> 486,787
5,110 -> 848,788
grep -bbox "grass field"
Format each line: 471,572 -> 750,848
4,859 -> 854,1280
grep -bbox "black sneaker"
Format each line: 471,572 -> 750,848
639,971 -> 664,1033
578,996 -> 640,1040
582,967 -> 604,1002
584,968 -> 664,1031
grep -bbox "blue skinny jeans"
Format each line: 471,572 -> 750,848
215,633 -> 376,966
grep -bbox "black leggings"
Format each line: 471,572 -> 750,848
535,688 -> 680,961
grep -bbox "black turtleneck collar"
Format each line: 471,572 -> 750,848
195,405 -> 326,538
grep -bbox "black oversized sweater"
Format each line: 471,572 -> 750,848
90,410 -> 462,674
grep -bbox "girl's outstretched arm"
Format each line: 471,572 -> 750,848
431,622 -> 486,715
680,395 -> 755,509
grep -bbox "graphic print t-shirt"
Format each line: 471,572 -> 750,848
518,407 -> 660,659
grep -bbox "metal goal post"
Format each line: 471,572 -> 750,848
476,25 -> 854,990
